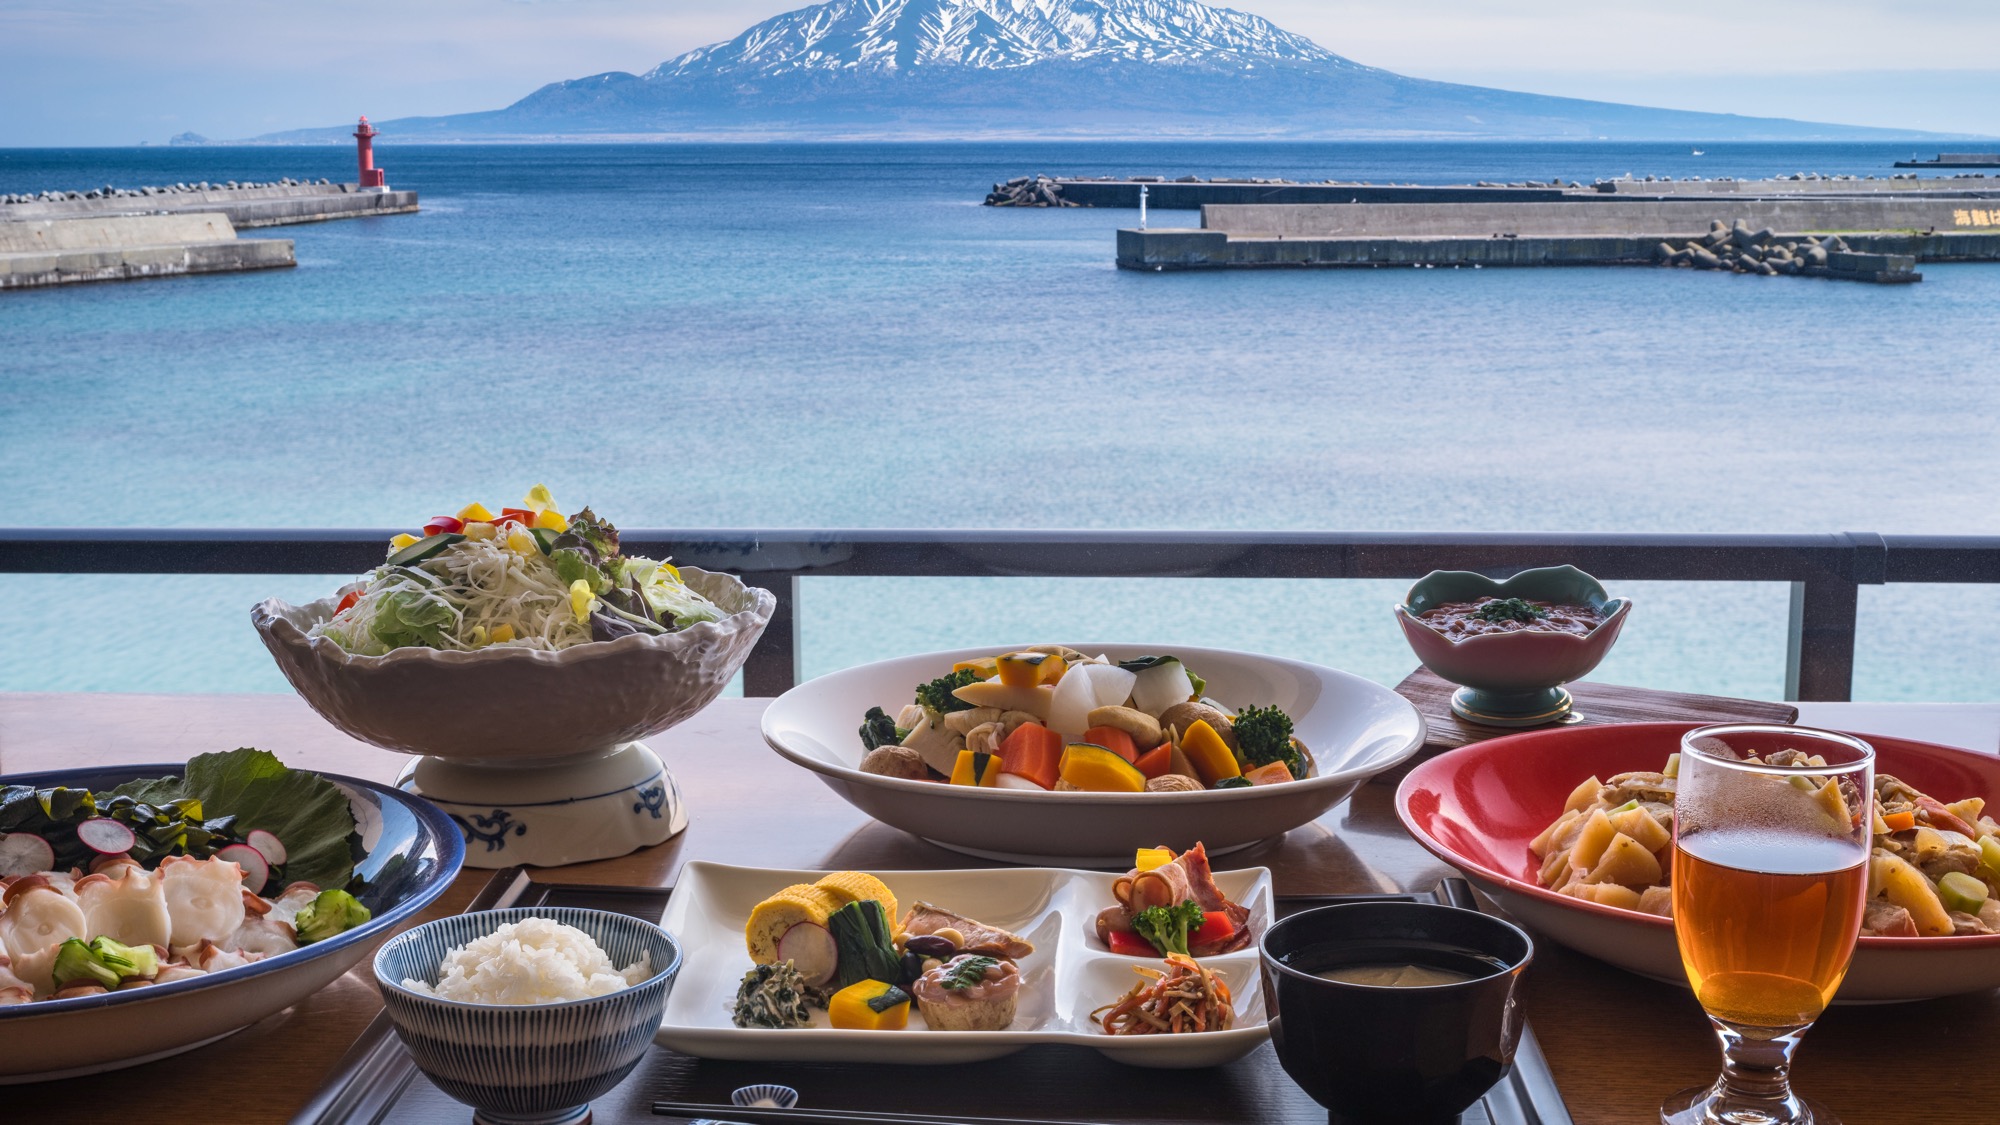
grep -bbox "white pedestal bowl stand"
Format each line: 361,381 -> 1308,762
254,567 -> 774,868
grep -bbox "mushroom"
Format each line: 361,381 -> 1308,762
1085,706 -> 1162,749
1147,775 -> 1203,793
942,707 -> 1002,736
1160,703 -> 1236,750
861,745 -> 931,780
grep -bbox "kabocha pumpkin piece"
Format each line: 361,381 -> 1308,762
996,651 -> 1067,689
828,978 -> 912,1031
952,657 -> 1001,680
1178,720 -> 1241,786
949,750 -> 1006,788
1059,744 -> 1147,793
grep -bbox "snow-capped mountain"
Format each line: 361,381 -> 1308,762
646,0 -> 1358,78
259,0 -> 1909,141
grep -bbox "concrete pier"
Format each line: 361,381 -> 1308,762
1116,196 -> 2000,279
998,175 -> 2000,210
1895,154 -> 2000,169
0,213 -> 294,289
0,183 -> 419,229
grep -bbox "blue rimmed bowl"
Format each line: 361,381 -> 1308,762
374,907 -> 682,1125
1394,565 -> 1631,728
0,762 -> 463,1084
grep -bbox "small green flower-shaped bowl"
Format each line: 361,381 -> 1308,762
1394,565 -> 1632,728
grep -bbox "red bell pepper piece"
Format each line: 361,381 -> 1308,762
335,590 -> 360,615
422,515 -> 465,537
1189,911 -> 1235,948
1107,929 -> 1157,957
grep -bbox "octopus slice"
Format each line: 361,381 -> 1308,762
74,866 -> 171,950
159,855 -> 247,947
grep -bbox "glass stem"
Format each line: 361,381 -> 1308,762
1711,1016 -> 1811,1122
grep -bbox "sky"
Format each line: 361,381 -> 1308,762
0,0 -> 1993,146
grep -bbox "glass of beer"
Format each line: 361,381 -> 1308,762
1663,724 -> 1873,1125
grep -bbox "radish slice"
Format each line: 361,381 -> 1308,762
993,773 -> 1047,791
0,833 -> 56,876
1080,664 -> 1138,709
245,830 -> 288,866
1046,669 -> 1096,740
214,844 -> 271,894
1131,659 -> 1196,717
775,922 -> 838,988
75,818 -> 137,856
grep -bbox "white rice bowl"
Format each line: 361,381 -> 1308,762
406,917 -> 652,1005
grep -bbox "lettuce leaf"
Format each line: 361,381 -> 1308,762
368,589 -> 456,650
112,749 -> 360,891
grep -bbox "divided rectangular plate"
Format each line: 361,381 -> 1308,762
654,860 -> 1275,1067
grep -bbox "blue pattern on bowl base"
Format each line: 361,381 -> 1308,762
374,908 -> 682,1125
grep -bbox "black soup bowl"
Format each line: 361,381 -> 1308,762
1260,902 -> 1534,1125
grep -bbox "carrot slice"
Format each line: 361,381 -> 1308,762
1242,761 -> 1294,786
997,722 -> 1062,790
1083,726 -> 1138,763
1132,743 -> 1173,780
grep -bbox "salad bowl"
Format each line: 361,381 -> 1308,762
0,762 -> 463,1083
761,644 -> 1427,866
254,567 -> 775,867
1395,722 -> 2000,1003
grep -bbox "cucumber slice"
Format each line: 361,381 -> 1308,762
387,533 -> 465,568
529,527 -> 559,555
1939,871 -> 1989,915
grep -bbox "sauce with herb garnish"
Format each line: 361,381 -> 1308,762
1416,597 -> 1606,639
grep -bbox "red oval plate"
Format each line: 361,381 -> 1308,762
1395,722 -> 2000,1002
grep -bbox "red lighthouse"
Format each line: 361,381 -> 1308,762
354,116 -> 388,191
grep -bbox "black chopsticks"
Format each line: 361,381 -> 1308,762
652,1102 -> 1107,1125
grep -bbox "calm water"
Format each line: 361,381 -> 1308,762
2,142 -> 1996,701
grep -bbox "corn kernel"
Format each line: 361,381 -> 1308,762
457,501 -> 495,523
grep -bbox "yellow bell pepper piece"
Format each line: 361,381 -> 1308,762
996,651 -> 1066,689
457,501 -> 495,523
1179,720 -> 1241,785
953,656 -> 1001,679
1059,743 -> 1146,793
1134,847 -> 1176,872
462,521 -> 497,541
535,508 -> 570,533
568,579 -> 596,624
949,750 -> 1005,787
828,979 -> 911,1031
389,533 -> 420,551
505,527 -> 538,555
490,624 -> 516,644
523,484 -> 556,512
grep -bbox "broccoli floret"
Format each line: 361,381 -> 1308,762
914,669 -> 981,717
860,706 -> 908,751
1234,705 -> 1303,780
295,889 -> 372,944
1131,899 -> 1206,956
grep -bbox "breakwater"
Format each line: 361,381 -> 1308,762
0,213 -> 294,290
1117,196 -> 2000,278
1,181 -> 419,229
1896,154 -> 2000,169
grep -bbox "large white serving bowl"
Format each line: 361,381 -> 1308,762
761,644 -> 1427,865
0,762 -> 463,1082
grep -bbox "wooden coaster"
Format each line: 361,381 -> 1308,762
1395,667 -> 1799,751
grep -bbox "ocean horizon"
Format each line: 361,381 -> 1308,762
3,140 -> 1995,702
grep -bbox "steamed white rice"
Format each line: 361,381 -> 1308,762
406,917 -> 651,1005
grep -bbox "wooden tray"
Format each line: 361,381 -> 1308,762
294,871 -> 1573,1125
1396,667 -> 1799,752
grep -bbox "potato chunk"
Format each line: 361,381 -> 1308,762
1584,833 -> 1663,889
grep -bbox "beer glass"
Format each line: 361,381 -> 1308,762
1662,724 -> 1873,1125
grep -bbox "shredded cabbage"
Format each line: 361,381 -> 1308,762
308,537 -> 714,655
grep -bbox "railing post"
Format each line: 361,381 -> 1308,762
1785,577 -> 1859,702
741,572 -> 800,698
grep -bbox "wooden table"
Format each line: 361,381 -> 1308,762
3,692 -> 1994,1125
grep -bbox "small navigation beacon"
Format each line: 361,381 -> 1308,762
354,116 -> 388,192
1139,183 -> 1149,231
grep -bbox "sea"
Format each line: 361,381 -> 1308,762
2,141 -> 1996,702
